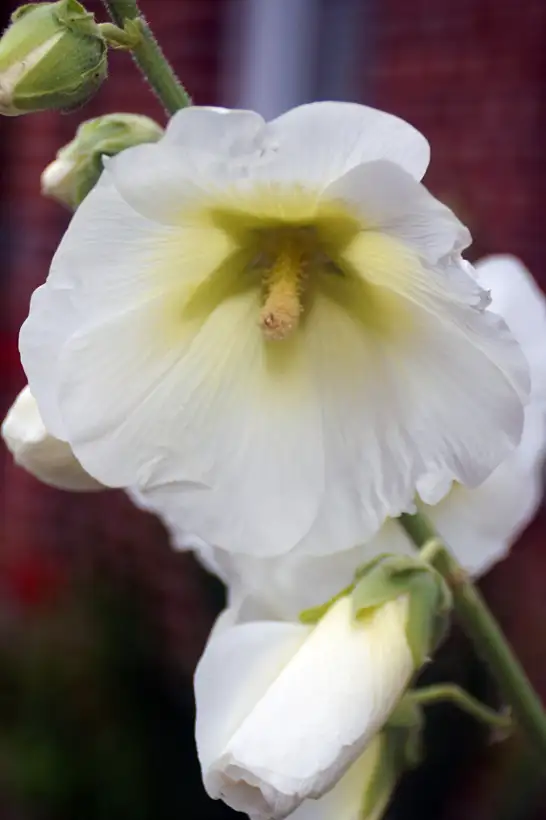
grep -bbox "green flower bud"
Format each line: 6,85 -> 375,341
41,113 -> 164,208
0,0 -> 107,116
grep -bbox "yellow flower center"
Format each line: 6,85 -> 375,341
156,185 -> 419,350
257,228 -> 322,341
195,188 -> 364,342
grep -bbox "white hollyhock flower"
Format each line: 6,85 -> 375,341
1,385 -> 104,491
159,254 -> 546,619
20,104 -> 529,557
194,594 -> 414,819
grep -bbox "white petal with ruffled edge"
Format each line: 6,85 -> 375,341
110,104 -> 430,226
267,102 -> 430,185
326,160 -> 471,262
475,254 -> 546,404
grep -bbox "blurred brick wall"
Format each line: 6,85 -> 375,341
372,0 -> 546,274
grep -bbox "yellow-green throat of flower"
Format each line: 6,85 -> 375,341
258,230 -> 316,341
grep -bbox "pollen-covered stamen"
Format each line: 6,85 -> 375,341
259,236 -> 310,341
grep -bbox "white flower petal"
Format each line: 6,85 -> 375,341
109,103 -> 429,226
106,141 -> 248,226
58,285 -> 325,555
2,386 -> 103,491
162,106 -> 267,155
197,524 -> 413,622
19,283 -> 78,440
428,405 -> 546,575
475,254 -> 546,404
288,736 -> 389,820
418,253 -> 546,507
196,597 -> 413,819
290,258 -> 528,554
326,160 -> 471,263
20,171 -> 233,440
367,409 -> 545,578
195,617 -> 311,812
268,102 -> 430,185
415,470 -> 454,506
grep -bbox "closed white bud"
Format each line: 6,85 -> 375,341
2,385 -> 104,491
195,595 -> 414,819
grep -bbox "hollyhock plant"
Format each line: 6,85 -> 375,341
2,2 -> 546,814
20,104 -> 528,558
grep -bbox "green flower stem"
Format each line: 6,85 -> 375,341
101,0 -> 191,114
399,512 -> 546,761
98,22 -> 140,49
411,684 -> 512,731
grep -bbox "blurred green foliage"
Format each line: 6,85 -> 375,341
0,569 -> 220,820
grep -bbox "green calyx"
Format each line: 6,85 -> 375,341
298,553 -> 388,624
299,583 -> 354,625
300,553 -> 452,670
360,706 -> 424,820
0,1 -> 108,115
360,681 -> 512,818
43,113 -> 163,208
352,554 -> 452,668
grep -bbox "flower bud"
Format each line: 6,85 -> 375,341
0,0 -> 107,116
194,555 -> 450,820
42,113 -> 164,209
2,385 -> 105,491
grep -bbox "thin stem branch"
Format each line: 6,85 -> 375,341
399,511 -> 546,762
101,0 -> 191,114
411,684 -> 512,730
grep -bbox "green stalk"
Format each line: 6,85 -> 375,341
411,684 -> 511,731
399,512 -> 546,761
102,0 -> 191,114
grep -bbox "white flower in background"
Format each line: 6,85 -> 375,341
413,254 -> 546,574
194,595 -> 414,819
20,103 -> 529,558
1,385 -> 104,491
